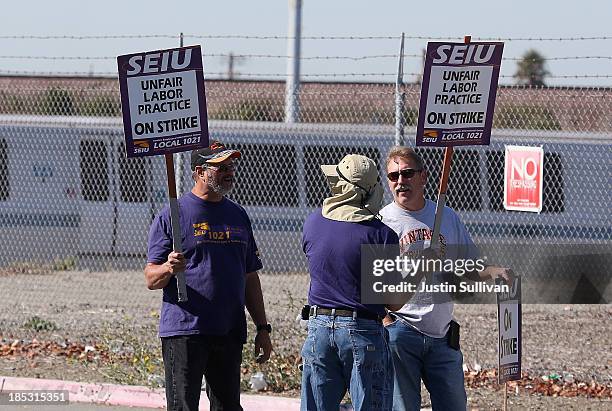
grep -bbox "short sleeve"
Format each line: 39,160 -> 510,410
302,213 -> 313,255
382,225 -> 400,246
245,217 -> 263,273
147,209 -> 173,264
454,213 -> 479,260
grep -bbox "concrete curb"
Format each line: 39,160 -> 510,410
0,375 -> 301,410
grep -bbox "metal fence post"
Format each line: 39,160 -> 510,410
395,32 -> 406,146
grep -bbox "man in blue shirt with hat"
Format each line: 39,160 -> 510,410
146,141 -> 272,411
301,154 -> 400,411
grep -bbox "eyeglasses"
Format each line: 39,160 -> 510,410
387,168 -> 422,182
206,163 -> 236,173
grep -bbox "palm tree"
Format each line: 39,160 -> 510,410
514,50 -> 550,86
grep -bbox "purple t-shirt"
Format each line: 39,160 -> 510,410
147,192 -> 262,341
302,209 -> 399,317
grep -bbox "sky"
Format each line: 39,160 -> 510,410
1,0 -> 611,87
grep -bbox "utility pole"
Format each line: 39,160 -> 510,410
285,0 -> 302,123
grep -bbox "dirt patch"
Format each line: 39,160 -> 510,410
0,270 -> 610,408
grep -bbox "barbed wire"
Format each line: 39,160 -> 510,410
0,70 -> 402,78
475,36 -> 612,42
1,54 -> 610,62
2,69 -> 610,80
1,34 -> 611,41
499,74 -> 612,79
207,53 -> 420,60
204,72 -> 404,78
0,54 -> 418,61
0,56 -> 114,60
0,70 -> 119,77
0,34 -> 178,40
188,35 -> 401,40
504,56 -> 612,61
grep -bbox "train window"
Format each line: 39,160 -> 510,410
415,148 -> 482,211
0,139 -> 8,201
80,140 -> 109,202
485,151 -> 504,211
304,145 -> 381,207
117,144 -> 147,203
226,143 -> 298,207
542,152 -> 565,213
486,150 -> 565,213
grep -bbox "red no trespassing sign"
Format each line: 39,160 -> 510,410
504,145 -> 544,213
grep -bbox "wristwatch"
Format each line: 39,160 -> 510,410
256,323 -> 272,334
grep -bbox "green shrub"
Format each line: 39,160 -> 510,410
210,99 -> 284,122
42,88 -> 75,115
494,105 -> 561,130
79,94 -> 121,117
0,91 -> 26,114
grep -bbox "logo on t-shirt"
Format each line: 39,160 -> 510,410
193,221 -> 246,244
399,228 -> 446,257
193,222 -> 210,236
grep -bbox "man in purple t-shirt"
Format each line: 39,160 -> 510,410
301,154 -> 400,411
145,141 -> 272,411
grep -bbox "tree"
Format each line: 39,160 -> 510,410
514,49 -> 550,86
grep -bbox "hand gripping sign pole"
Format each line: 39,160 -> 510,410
167,33 -> 189,303
414,29 -> 505,403
165,154 -> 189,302
430,35 -> 471,251
169,33 -> 188,303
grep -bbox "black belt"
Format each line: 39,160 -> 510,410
309,306 -> 382,322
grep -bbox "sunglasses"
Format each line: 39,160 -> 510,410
387,168 -> 422,182
205,163 -> 236,173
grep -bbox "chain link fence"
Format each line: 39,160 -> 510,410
0,74 -> 610,395
0,77 -> 610,291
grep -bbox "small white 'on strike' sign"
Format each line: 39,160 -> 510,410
497,277 -> 522,383
117,45 -> 209,157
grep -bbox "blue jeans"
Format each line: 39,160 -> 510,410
300,315 -> 393,411
386,320 -> 466,411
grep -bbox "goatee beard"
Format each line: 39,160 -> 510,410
208,180 -> 233,196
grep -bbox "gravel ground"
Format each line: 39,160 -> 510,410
0,269 -> 610,409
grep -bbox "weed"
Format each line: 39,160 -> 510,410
95,321 -> 164,387
241,334 -> 302,394
52,256 -> 77,271
23,316 -> 58,332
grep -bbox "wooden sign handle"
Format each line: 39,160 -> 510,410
430,35 -> 471,250
165,153 -> 188,302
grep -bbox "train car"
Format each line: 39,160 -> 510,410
0,115 -> 610,275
